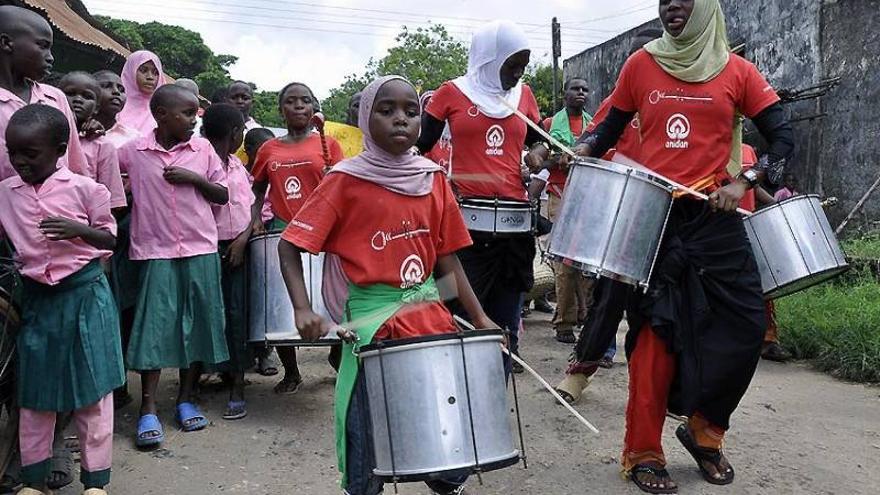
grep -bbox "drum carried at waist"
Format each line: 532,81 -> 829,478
548,158 -> 675,290
247,232 -> 338,346
458,197 -> 536,236
360,330 -> 520,481
745,194 -> 849,299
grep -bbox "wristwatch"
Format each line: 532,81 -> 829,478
738,168 -> 759,189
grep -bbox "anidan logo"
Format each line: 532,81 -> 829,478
399,254 -> 425,288
665,113 -> 691,149
485,125 -> 505,156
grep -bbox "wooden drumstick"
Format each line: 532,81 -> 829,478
312,112 -> 332,174
453,315 -> 601,435
497,97 -> 754,217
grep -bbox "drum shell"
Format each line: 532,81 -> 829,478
361,332 -> 518,480
744,195 -> 849,299
548,159 -> 674,288
459,199 -> 535,236
246,233 -> 336,344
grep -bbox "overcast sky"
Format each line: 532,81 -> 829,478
81,0 -> 658,98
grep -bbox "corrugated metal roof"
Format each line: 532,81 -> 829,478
22,0 -> 130,57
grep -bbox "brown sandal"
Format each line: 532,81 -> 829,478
629,463 -> 678,494
675,424 -> 734,485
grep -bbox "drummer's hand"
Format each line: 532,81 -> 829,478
336,327 -> 357,343
573,143 -> 592,157
224,235 -> 248,268
295,309 -> 331,342
251,218 -> 267,235
709,181 -> 748,213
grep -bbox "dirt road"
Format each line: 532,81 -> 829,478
57,313 -> 880,494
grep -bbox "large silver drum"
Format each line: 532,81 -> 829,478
360,330 -> 519,481
744,195 -> 848,299
459,198 -> 536,236
548,158 -> 675,289
247,233 -> 337,345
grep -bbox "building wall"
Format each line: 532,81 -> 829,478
563,0 -> 879,230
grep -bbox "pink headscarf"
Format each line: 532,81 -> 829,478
116,50 -> 167,136
328,75 -> 442,196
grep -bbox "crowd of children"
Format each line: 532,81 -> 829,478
0,2 -> 804,494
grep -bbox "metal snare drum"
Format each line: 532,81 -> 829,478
247,233 -> 337,345
459,198 -> 536,236
360,330 -> 520,481
744,195 -> 849,299
548,158 -> 675,289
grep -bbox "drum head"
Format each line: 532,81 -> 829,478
359,329 -> 503,355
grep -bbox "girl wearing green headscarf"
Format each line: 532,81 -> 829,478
573,1 -> 794,493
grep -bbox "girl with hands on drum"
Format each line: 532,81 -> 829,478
278,75 -> 493,495
572,0 -> 794,493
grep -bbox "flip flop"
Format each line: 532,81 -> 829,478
222,400 -> 247,420
176,402 -> 208,432
135,414 -> 164,448
675,424 -> 735,485
256,353 -> 279,376
629,464 -> 678,494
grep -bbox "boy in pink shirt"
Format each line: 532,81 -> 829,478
118,85 -> 229,448
0,105 -> 124,495
0,6 -> 88,181
59,72 -> 126,210
93,70 -> 141,149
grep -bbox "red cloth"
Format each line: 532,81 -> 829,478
739,144 -> 758,212
608,50 -> 780,188
588,96 -> 643,162
251,134 -> 344,222
622,325 -> 676,469
426,82 -> 540,200
424,140 -> 452,174
282,173 -> 472,340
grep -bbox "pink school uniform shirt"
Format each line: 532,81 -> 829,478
213,154 -> 255,241
0,81 -> 88,181
0,168 -> 116,285
118,133 -> 228,260
81,136 -> 126,209
103,122 -> 142,149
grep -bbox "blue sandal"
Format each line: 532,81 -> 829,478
176,402 -> 208,432
136,414 -> 164,448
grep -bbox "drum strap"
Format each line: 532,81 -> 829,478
334,275 -> 441,485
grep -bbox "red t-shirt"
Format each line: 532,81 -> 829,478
282,173 -> 473,340
424,139 -> 453,174
426,83 -> 541,200
608,50 -> 780,188
739,143 -> 758,212
547,113 -> 587,196
588,96 -> 643,162
251,133 -> 344,222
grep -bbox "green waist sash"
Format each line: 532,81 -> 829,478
335,275 -> 440,485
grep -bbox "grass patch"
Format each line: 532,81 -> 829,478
775,272 -> 880,383
842,233 -> 880,260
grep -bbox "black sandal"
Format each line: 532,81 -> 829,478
675,423 -> 735,485
629,463 -> 678,494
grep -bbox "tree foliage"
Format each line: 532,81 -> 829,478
322,24 -> 468,122
523,63 -> 563,117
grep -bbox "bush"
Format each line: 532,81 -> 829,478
843,233 -> 880,260
775,272 -> 880,383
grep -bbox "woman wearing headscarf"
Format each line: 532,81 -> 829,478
116,50 -> 167,136
278,75 -> 495,495
417,21 -> 548,372
573,1 -> 794,493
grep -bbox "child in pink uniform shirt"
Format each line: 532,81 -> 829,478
59,72 -> 126,210
93,70 -> 140,149
203,103 -> 254,420
0,105 -> 124,495
0,6 -> 88,182
117,85 -> 230,448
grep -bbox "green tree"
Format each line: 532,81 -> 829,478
251,90 -> 283,129
523,63 -> 563,117
321,24 -> 468,122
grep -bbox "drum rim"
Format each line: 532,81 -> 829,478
745,193 -> 822,219
372,450 -> 520,481
547,254 -> 646,289
763,263 -> 850,300
359,329 -> 504,355
572,157 -> 676,191
458,197 -> 535,210
247,231 -> 284,245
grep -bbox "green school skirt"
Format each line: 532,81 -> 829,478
109,211 -> 141,312
204,241 -> 252,373
127,254 -> 229,370
18,261 -> 125,412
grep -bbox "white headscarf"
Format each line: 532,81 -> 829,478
453,20 -> 530,119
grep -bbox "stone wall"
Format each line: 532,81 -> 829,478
563,0 -> 879,230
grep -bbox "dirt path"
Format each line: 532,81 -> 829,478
57,313 -> 879,494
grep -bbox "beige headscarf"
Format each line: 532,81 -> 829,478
644,0 -> 743,176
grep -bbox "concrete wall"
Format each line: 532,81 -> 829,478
563,0 -> 879,231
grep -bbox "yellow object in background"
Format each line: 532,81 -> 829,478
324,121 -> 364,158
